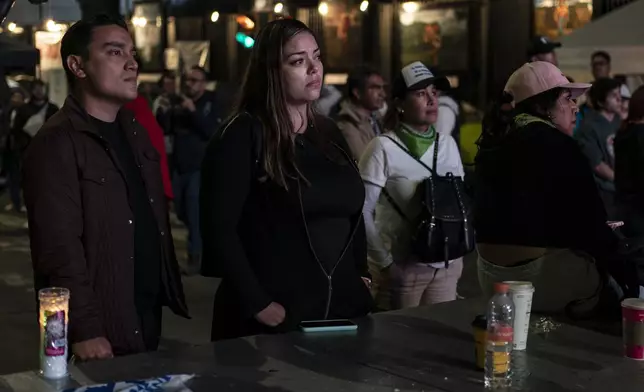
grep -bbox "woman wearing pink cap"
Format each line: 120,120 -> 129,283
474,61 -> 633,316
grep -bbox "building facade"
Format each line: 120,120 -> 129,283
129,0 -> 635,107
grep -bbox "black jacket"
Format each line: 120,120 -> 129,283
158,90 -> 224,174
24,96 -> 189,355
200,113 -> 373,340
615,123 -> 644,236
475,119 -> 618,262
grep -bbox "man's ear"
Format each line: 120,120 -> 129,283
66,55 -> 87,79
351,87 -> 362,102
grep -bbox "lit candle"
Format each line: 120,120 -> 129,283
39,287 -> 70,379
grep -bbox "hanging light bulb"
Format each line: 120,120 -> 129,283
318,1 -> 329,16
274,2 -> 284,13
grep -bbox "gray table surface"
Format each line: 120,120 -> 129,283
1,298 -> 642,392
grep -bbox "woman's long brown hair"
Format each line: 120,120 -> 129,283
233,18 -> 317,189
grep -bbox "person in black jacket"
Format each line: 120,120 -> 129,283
158,66 -> 224,274
615,86 -> 644,237
5,81 -> 58,212
475,61 -> 629,316
200,18 -> 374,341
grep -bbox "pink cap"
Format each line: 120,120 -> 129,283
504,61 -> 591,104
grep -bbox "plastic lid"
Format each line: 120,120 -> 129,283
494,282 -> 509,294
504,281 -> 533,288
505,281 -> 535,292
622,298 -> 644,310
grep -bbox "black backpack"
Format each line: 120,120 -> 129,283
382,133 -> 475,267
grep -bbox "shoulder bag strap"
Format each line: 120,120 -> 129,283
382,135 -> 438,175
382,188 -> 411,222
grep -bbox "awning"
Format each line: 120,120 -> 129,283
557,0 -> 644,80
5,0 -> 80,25
0,34 -> 39,68
167,0 -> 254,16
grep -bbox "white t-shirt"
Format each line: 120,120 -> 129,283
359,131 -> 465,269
435,95 -> 459,136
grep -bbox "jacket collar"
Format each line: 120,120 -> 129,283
61,94 -> 136,136
338,99 -> 374,125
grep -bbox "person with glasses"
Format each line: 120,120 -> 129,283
159,65 -> 224,275
591,51 -> 611,82
335,65 -> 387,160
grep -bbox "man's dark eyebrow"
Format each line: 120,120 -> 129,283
286,47 -> 320,58
102,41 -> 128,50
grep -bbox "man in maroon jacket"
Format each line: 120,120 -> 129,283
23,15 -> 189,361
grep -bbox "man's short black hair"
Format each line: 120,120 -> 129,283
31,79 -> 46,89
346,65 -> 381,100
589,77 -> 621,109
60,14 -> 129,88
189,65 -> 209,80
591,50 -> 611,64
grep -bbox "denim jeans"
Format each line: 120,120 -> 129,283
172,171 -> 201,256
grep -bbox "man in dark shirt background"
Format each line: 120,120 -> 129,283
527,35 -> 561,66
591,51 -> 611,81
576,78 -> 622,218
158,65 -> 223,275
23,15 -> 188,360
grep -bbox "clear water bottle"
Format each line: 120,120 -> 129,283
484,282 -> 515,389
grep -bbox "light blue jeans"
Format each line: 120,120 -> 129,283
172,171 -> 201,257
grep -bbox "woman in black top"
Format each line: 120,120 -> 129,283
200,19 -> 373,340
474,62 -> 628,315
615,86 -> 644,237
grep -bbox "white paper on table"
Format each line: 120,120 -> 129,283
64,374 -> 195,392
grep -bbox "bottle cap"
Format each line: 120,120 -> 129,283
494,282 -> 509,294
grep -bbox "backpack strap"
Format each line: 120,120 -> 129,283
433,132 -> 440,172
381,134 -> 440,226
382,133 -> 439,175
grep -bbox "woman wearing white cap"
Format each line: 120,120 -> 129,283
359,61 -> 465,310
619,84 -> 632,120
475,61 -> 632,315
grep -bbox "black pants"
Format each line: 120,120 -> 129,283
137,304 -> 162,351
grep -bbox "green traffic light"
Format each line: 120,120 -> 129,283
235,32 -> 254,48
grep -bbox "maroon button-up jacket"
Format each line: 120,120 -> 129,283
23,95 -> 189,356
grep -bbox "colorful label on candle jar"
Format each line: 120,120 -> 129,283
44,310 -> 66,357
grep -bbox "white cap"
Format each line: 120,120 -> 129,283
392,61 -> 450,98
621,84 -> 632,99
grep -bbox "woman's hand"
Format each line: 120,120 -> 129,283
255,302 -> 286,327
608,221 -> 624,230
